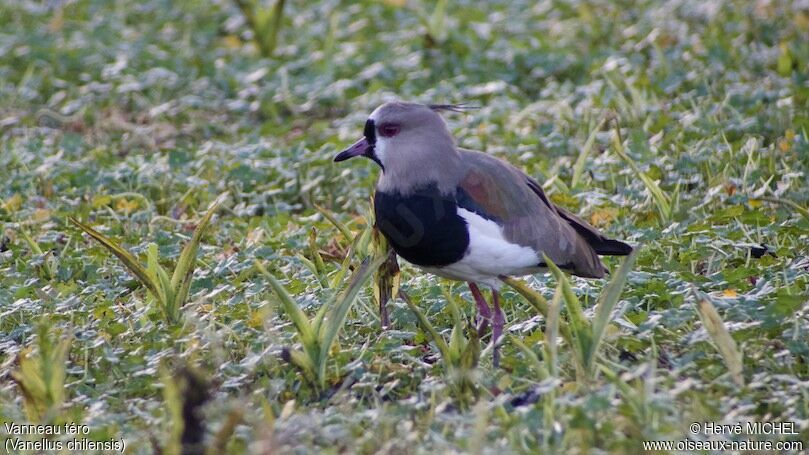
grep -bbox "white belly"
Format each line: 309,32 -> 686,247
417,208 -> 540,288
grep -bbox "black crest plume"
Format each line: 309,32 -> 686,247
428,103 -> 479,113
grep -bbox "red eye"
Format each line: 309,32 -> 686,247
378,123 -> 400,137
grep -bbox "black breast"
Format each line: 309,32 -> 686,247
374,184 -> 469,267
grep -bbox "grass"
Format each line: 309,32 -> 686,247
1,0 -> 808,452
68,192 -> 227,324
256,253 -> 386,394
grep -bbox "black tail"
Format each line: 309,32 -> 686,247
554,206 -> 633,256
589,237 -> 633,256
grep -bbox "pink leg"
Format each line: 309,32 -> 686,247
468,282 -> 491,337
492,290 -> 504,368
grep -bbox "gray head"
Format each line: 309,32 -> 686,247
334,102 -> 462,194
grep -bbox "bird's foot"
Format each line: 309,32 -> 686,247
470,283 -> 505,368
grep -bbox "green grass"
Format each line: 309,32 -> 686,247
1,0 -> 808,452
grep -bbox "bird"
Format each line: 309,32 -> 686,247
334,101 -> 632,366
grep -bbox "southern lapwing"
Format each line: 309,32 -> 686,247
334,101 -> 632,366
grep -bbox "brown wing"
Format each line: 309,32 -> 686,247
457,150 -> 607,278
523,176 -> 632,256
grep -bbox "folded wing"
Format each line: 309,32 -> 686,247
456,150 -> 631,278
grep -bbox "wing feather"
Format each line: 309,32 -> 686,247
456,150 -> 629,278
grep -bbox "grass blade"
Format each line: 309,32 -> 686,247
459,326 -> 480,370
170,192 -> 227,306
501,276 -> 573,345
69,216 -> 160,298
147,243 -> 173,316
11,323 -> 72,422
314,204 -> 354,243
19,228 -> 44,255
206,408 -> 243,455
19,228 -> 53,280
544,256 -> 589,340
510,336 -> 546,379
234,0 -> 287,57
262,0 -> 287,56
328,248 -> 354,290
448,324 -> 464,361
317,255 -> 387,372
307,227 -> 327,282
284,348 -> 317,384
427,0 -> 448,43
544,255 -> 592,378
326,221 -> 372,290
373,229 -> 400,328
544,286 -> 564,378
571,117 -> 606,188
399,289 -> 450,358
255,260 -> 316,347
442,285 -> 463,327
354,222 -> 373,258
296,254 -> 326,288
588,249 -> 638,373
757,195 -> 809,223
611,131 -> 671,222
500,276 -> 550,317
695,295 -> 744,387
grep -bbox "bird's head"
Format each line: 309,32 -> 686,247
334,102 -> 464,191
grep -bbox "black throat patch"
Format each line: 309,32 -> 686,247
363,119 -> 383,170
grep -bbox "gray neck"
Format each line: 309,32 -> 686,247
376,145 -> 462,195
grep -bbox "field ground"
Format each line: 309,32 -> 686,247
1,0 -> 808,453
